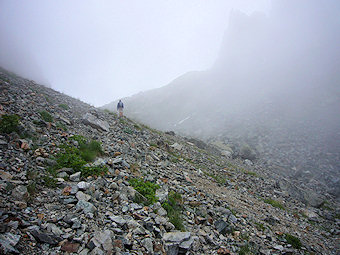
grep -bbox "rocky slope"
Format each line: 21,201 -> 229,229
102,2 -> 340,199
0,69 -> 339,255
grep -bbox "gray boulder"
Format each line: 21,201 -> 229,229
82,113 -> 110,132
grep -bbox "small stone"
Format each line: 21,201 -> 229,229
63,197 -> 78,204
11,185 -> 28,201
170,143 -> 183,150
164,243 -> 179,255
217,247 -> 231,255
92,230 -> 113,252
0,232 -> 21,254
122,160 -> 130,168
70,172 -> 81,182
77,181 -> 90,190
57,172 -> 69,178
215,219 -> 230,235
157,207 -> 167,217
76,191 -> 91,202
70,185 -> 79,194
71,219 -> 82,229
30,229 -> 62,245
76,200 -> 97,214
273,245 -> 284,251
61,241 -> 80,253
46,223 -> 63,236
109,182 -> 118,190
163,232 -> 191,243
228,214 -> 237,223
89,246 -> 105,255
179,236 -> 195,250
14,201 -> 27,209
0,170 -> 13,181
109,216 -> 126,226
141,238 -> 153,254
221,150 -> 232,158
244,159 -> 253,166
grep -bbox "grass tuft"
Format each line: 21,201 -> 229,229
162,191 -> 185,231
0,114 -> 20,134
285,233 -> 302,249
264,198 -> 285,210
129,178 -> 159,206
49,135 -> 107,179
40,110 -> 53,122
204,171 -> 227,185
58,104 -> 69,110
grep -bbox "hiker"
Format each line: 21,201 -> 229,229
117,99 -> 124,117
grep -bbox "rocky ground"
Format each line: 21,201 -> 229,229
0,69 -> 339,254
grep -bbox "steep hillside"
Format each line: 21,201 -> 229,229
1,70 -> 339,254
102,3 -> 340,199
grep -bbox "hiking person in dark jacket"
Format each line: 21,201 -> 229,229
117,100 -> 124,117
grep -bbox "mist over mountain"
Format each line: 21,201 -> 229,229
103,0 -> 340,196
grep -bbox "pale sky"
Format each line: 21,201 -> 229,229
0,0 -> 271,106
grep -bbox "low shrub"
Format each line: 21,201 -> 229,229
81,165 -> 108,178
40,110 -> 53,122
162,191 -> 185,231
0,114 -> 20,134
204,171 -> 227,185
56,122 -> 67,131
239,244 -> 250,255
49,135 -> 107,179
129,178 -> 159,205
285,233 -> 302,249
43,175 -> 57,188
27,181 -> 36,196
264,198 -> 285,210
59,104 -> 69,110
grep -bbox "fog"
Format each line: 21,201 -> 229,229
101,0 -> 340,195
0,0 -> 270,106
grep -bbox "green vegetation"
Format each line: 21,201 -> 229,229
129,178 -> 159,205
26,169 -> 37,180
264,198 -> 285,210
27,181 -> 36,196
0,114 -> 20,134
285,233 -> 302,249
104,109 -> 113,114
320,201 -> 334,211
254,222 -> 265,231
134,124 -> 141,130
204,171 -> 227,185
40,110 -> 53,122
124,128 -> 133,134
81,165 -> 108,177
58,104 -> 69,110
162,191 -> 185,231
0,75 -> 10,83
119,118 -> 128,125
43,175 -> 57,188
49,135 -> 107,179
245,171 -> 258,177
239,244 -> 250,255
240,232 -> 249,241
56,121 -> 67,131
